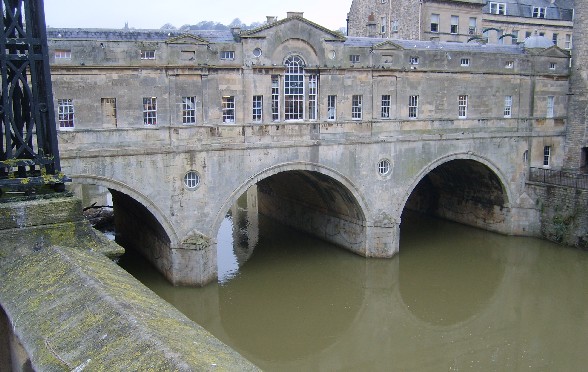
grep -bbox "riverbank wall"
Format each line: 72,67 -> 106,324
0,194 -> 258,371
528,183 -> 588,249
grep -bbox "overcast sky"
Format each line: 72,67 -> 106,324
44,0 -> 351,31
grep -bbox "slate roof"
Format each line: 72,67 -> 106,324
345,37 -> 526,54
47,28 -> 237,43
482,0 -> 574,21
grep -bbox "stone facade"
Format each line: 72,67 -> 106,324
348,0 -> 574,49
47,14 -> 572,285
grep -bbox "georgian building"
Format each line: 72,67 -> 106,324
48,11 -> 570,170
348,0 -> 574,49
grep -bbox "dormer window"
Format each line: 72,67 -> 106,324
532,7 -> 546,19
140,50 -> 155,60
350,55 -> 360,64
489,2 -> 506,15
460,58 -> 470,67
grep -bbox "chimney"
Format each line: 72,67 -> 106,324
231,27 -> 241,35
266,16 -> 278,24
287,12 -> 304,19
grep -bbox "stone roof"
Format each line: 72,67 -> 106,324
481,0 -> 574,21
345,37 -> 526,54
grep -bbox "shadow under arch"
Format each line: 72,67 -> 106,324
70,174 -> 179,246
212,161 -> 371,247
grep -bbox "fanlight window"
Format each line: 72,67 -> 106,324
284,55 -> 305,120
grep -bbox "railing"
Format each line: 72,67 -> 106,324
529,167 -> 588,190
0,0 -> 67,196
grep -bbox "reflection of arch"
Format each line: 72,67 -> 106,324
399,152 -> 513,220
212,162 -> 371,243
70,174 -> 179,246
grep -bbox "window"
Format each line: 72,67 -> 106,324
220,51 -> 235,60
504,95 -> 512,118
381,95 -> 391,119
101,98 -> 117,127
547,96 -> 554,118
381,16 -> 386,34
391,20 -> 399,32
565,34 -> 572,50
284,56 -> 304,120
511,30 -> 519,44
182,96 -> 196,124
552,33 -> 558,46
410,56 -> 419,65
525,31 -> 532,39
222,96 -> 235,123
505,61 -> 514,69
378,159 -> 391,176
450,16 -> 459,34
57,99 -> 74,129
468,18 -> 477,35
327,95 -> 336,120
543,146 -> 551,167
140,50 -> 155,60
430,14 -> 439,33
271,75 -> 280,121
409,95 -> 419,119
54,49 -> 71,59
143,97 -> 157,125
308,75 -> 318,120
350,54 -> 360,64
252,95 -> 263,122
489,2 -> 506,15
458,95 -> 468,118
183,171 -> 200,189
549,62 -> 556,70
539,32 -> 545,37
352,95 -> 362,120
533,7 -> 546,19
460,58 -> 470,67
253,48 -> 262,57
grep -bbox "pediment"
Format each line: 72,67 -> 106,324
537,45 -> 570,58
242,16 -> 345,42
372,40 -> 404,51
166,34 -> 209,45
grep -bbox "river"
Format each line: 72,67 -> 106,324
119,210 -> 588,371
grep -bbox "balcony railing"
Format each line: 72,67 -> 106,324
529,167 -> 588,190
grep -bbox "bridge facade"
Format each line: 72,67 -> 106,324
50,14 -> 570,285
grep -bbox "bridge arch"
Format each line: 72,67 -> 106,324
212,161 -> 372,256
399,152 -> 514,234
70,174 -> 180,246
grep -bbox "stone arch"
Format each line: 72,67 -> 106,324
70,174 -> 180,246
399,152 -> 513,219
271,38 -> 320,67
211,161 -> 371,247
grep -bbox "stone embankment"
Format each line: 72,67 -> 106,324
0,194 -> 258,371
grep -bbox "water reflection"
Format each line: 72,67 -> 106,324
119,210 -> 588,371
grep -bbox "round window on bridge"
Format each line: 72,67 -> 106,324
253,48 -> 262,57
183,171 -> 201,190
378,159 -> 391,176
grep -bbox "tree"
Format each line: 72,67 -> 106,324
160,23 -> 177,30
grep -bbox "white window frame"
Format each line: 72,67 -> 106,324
271,75 -> 280,121
505,61 -> 514,69
410,56 -> 419,65
450,16 -> 459,34
565,34 -> 572,50
252,95 -> 263,122
543,146 -> 551,167
140,50 -> 155,60
549,62 -> 556,70
532,7 -> 546,19
143,97 -> 157,125
381,95 -> 391,119
504,95 -> 512,118
468,17 -> 477,35
381,16 -> 387,34
460,58 -> 470,67
430,14 -> 439,33
284,55 -> 305,121
220,51 -> 235,60
57,98 -> 74,129
327,95 -> 336,120
547,96 -> 555,118
350,54 -> 360,64
54,49 -> 71,59
182,96 -> 196,125
409,95 -> 419,119
489,2 -> 506,15
352,95 -> 362,120
308,75 -> 318,121
222,96 -> 235,123
391,20 -> 399,33
458,95 -> 468,119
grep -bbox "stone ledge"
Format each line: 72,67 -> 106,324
0,245 -> 258,371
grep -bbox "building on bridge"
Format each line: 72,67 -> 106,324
47,12 -> 577,285
347,0 -> 574,48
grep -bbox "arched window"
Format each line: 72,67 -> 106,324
284,55 -> 305,120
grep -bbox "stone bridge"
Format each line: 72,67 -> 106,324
59,117 -> 553,286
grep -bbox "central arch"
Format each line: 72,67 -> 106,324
213,162 -> 371,257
